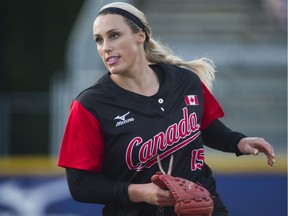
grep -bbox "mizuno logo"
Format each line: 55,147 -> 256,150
114,111 -> 135,127
114,111 -> 131,121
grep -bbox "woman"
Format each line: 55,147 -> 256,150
58,2 -> 275,216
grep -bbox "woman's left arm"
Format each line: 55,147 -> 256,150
202,119 -> 275,166
237,137 -> 275,166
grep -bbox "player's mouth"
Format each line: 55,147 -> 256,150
106,56 -> 120,66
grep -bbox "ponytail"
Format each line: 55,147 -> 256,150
145,38 -> 215,91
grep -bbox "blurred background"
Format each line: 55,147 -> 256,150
0,0 -> 287,215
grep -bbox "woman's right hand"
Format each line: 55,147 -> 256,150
128,183 -> 175,206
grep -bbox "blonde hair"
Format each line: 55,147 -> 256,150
98,2 -> 215,90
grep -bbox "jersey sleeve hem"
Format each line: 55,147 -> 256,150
200,83 -> 224,130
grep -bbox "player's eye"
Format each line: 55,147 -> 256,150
94,36 -> 103,45
110,32 -> 120,40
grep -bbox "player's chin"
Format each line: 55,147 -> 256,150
108,65 -> 126,75
108,68 -> 120,75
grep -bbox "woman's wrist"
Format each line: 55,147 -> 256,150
128,184 -> 144,203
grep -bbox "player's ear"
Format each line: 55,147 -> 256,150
137,31 -> 146,44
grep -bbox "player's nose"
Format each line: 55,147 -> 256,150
103,40 -> 112,53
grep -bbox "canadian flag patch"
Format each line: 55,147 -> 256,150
184,95 -> 199,106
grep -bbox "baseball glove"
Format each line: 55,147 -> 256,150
151,155 -> 214,216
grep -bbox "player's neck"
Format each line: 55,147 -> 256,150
111,65 -> 159,97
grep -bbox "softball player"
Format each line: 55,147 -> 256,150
58,2 -> 275,216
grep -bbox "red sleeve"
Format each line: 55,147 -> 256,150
58,100 -> 104,172
201,83 -> 224,130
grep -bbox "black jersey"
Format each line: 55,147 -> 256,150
58,63 -> 225,214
